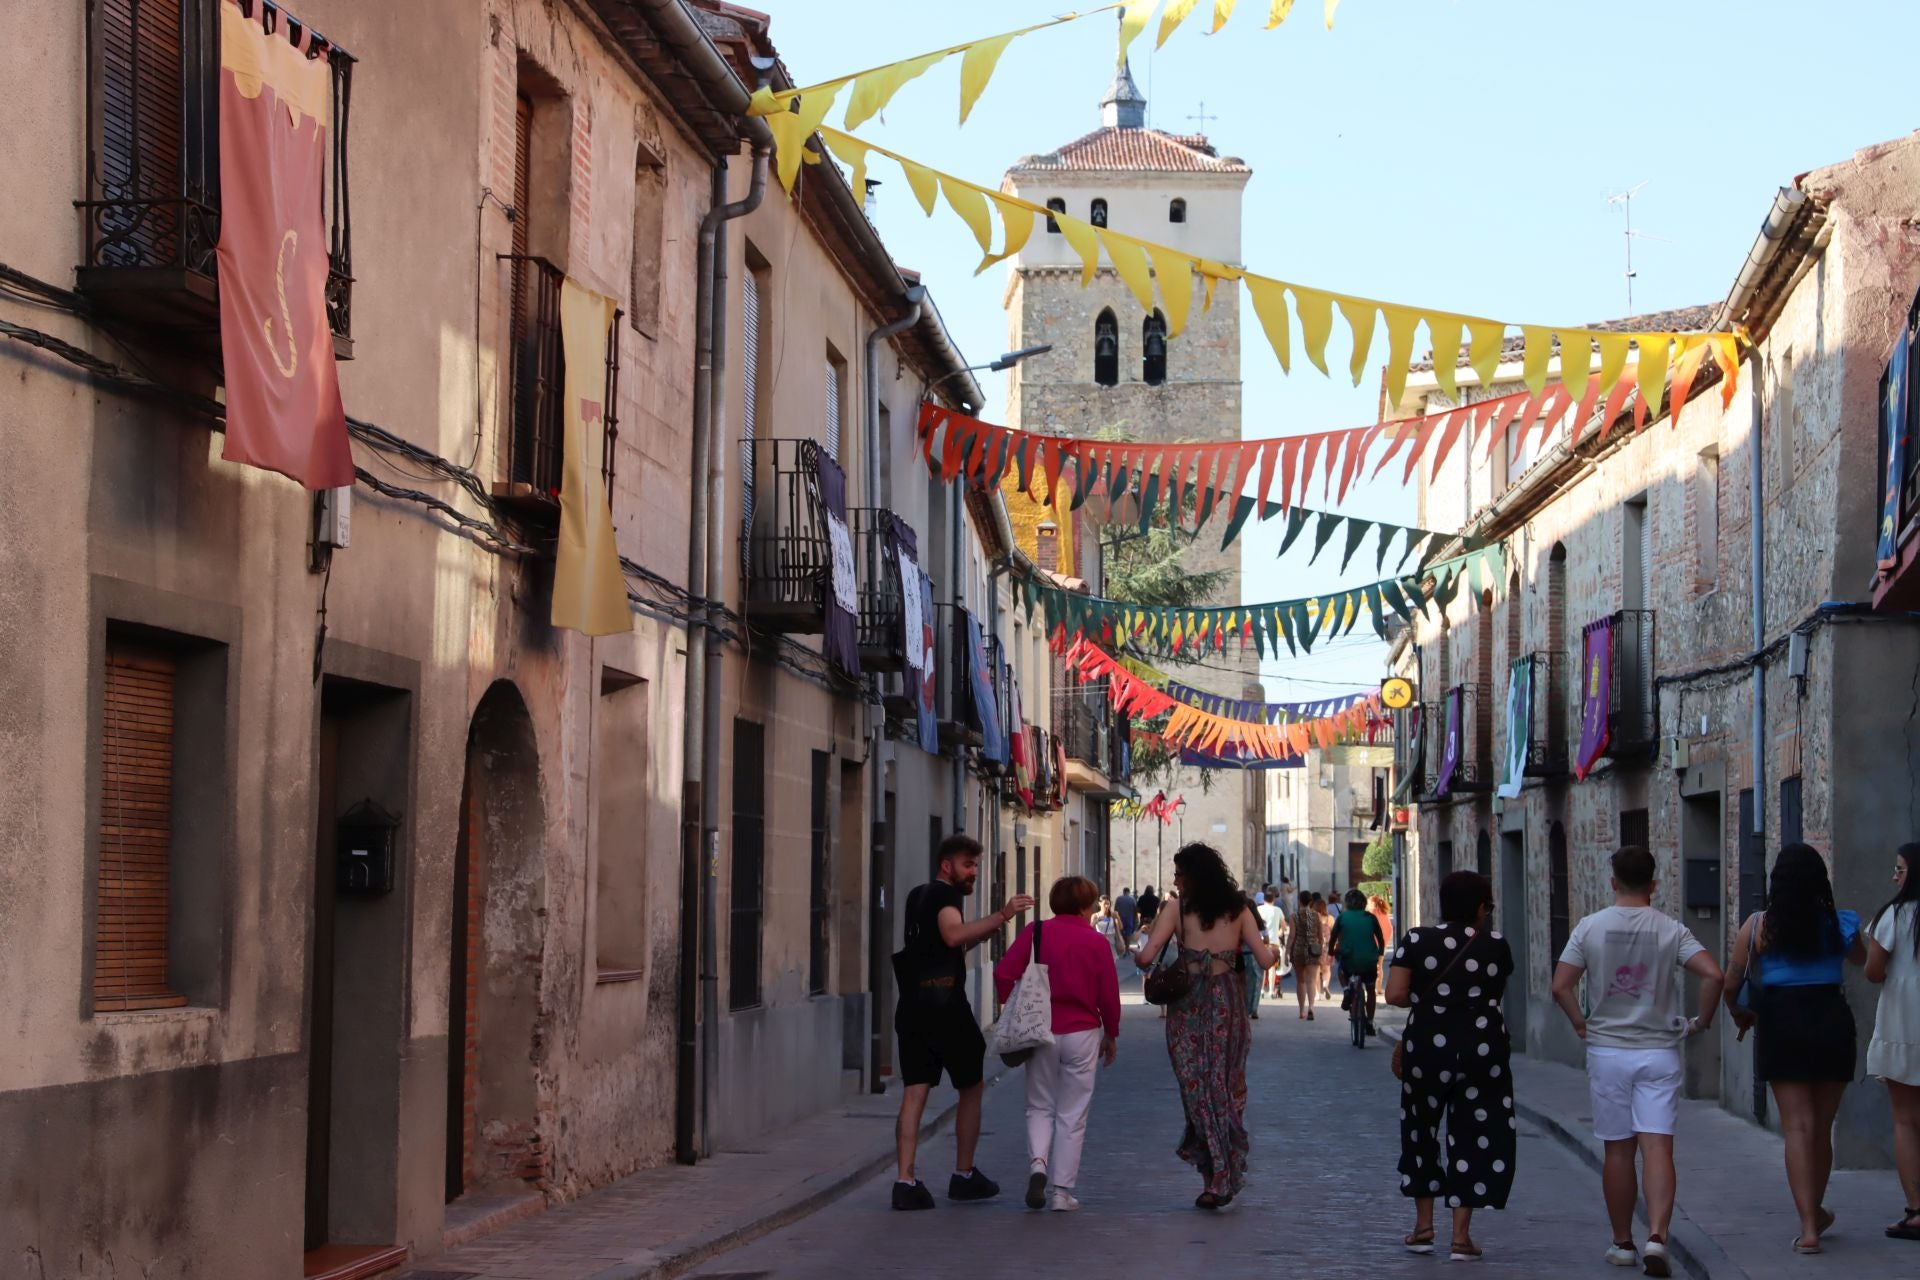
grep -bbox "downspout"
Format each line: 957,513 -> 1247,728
862,286 -> 923,1090
679,139 -> 767,1164
1715,187 -> 1805,893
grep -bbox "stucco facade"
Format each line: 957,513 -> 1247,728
1390,133 -> 1920,1166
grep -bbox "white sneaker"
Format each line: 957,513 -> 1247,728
1641,1240 -> 1671,1277
1047,1189 -> 1081,1212
1604,1242 -> 1638,1267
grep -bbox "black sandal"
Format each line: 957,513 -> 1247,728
1888,1208 -> 1920,1241
1195,1192 -> 1220,1210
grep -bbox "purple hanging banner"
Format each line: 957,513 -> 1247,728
1434,686 -> 1462,797
916,570 -> 940,754
1575,617 -> 1614,780
814,451 -> 860,677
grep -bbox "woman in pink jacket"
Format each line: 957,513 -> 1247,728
994,875 -> 1122,1213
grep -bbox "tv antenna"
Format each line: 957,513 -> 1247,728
1605,181 -> 1669,312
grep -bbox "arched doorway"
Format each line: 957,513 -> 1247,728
447,681 -> 547,1202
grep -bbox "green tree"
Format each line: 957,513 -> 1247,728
1357,833 -> 1393,901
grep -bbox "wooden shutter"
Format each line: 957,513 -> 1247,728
96,641 -> 185,1010
95,0 -> 187,265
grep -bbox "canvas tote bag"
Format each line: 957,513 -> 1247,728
989,918 -> 1055,1067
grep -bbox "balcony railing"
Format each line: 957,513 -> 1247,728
1608,609 -> 1658,763
1525,649 -> 1569,777
933,603 -> 982,752
1059,679 -> 1112,776
1421,686 -> 1492,798
745,438 -> 833,632
79,0 -> 355,353
852,509 -> 909,672
493,255 -> 619,512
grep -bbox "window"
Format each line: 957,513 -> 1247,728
1694,447 -> 1720,593
1142,310 -> 1167,386
629,139 -> 666,336
1090,198 -> 1108,228
1623,493 -> 1649,611
1547,543 -> 1567,748
1773,348 -> 1795,491
728,719 -> 766,1010
1476,588 -> 1494,768
1093,309 -> 1119,387
95,639 -> 185,1011
1438,840 -> 1455,879
594,671 -> 649,981
1475,830 -> 1492,879
1780,775 -> 1803,845
93,626 -> 228,1012
1548,821 -> 1570,958
81,0 -> 355,347
741,244 -> 770,567
1620,807 -> 1649,853
1045,197 -> 1065,233
809,751 -> 830,995
1168,197 -> 1187,224
825,347 -> 847,460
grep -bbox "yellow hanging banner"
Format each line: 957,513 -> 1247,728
552,280 -> 632,638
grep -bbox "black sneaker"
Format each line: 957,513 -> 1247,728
948,1169 -> 1001,1202
891,1180 -> 935,1211
1025,1170 -> 1048,1210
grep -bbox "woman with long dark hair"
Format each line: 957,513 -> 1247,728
1867,843 -> 1920,1241
1385,870 -> 1516,1262
1723,843 -> 1867,1254
1133,843 -> 1277,1208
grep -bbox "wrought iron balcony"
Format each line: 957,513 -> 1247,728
492,255 -> 620,514
78,0 -> 356,355
852,509 -> 909,672
1525,649 -> 1569,777
933,603 -> 982,752
745,438 -> 834,631
1421,686 -> 1493,799
1607,609 -> 1658,763
1059,679 -> 1112,777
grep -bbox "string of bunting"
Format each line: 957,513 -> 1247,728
1022,540 -> 1509,657
919,369 -> 1679,554
1067,639 -> 1380,760
745,2 -> 1342,132
793,125 -> 1743,411
1100,651 -> 1377,724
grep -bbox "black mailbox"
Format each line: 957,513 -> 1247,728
1683,858 -> 1721,911
337,798 -> 400,897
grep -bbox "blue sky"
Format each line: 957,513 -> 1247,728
759,0 -> 1917,696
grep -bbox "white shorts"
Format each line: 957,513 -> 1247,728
1586,1046 -> 1684,1141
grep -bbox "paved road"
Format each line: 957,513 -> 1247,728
689,988 -> 1621,1280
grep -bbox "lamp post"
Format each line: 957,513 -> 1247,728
1175,797 -> 1187,853
923,345 -> 1054,402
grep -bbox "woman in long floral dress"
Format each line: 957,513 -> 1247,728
1134,844 -> 1278,1208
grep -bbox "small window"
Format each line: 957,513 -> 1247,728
629,140 -> 666,336
728,719 -> 766,1011
1142,310 -> 1167,386
593,670 -> 649,981
1694,446 -> 1720,593
1169,198 -> 1187,224
1093,309 -> 1119,387
1090,198 -> 1108,228
809,751 -> 830,995
1549,821 -> 1571,957
1045,198 -> 1065,233
825,345 -> 847,459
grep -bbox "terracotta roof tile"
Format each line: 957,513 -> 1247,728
1010,127 -> 1250,175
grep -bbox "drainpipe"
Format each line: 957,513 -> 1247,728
678,141 -> 767,1165
1715,187 -> 1804,893
861,287 -> 922,1090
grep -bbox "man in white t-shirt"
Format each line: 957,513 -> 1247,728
1552,846 -> 1724,1277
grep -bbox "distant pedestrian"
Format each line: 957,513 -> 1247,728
1368,894 -> 1394,986
1315,893 -> 1337,999
1095,895 -> 1122,956
1116,887 -> 1140,947
1138,884 -> 1162,929
1242,895 -> 1264,1021
1723,842 -> 1867,1254
1866,843 -> 1920,1242
994,875 -> 1121,1214
890,834 -> 1034,1211
1133,844 -> 1277,1208
1290,890 -> 1325,1020
1386,870 -> 1515,1263
1257,892 -> 1288,998
1550,846 -> 1724,1275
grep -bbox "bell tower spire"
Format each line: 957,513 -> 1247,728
1100,59 -> 1146,129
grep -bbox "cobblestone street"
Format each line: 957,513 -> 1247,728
686,990 -> 1611,1280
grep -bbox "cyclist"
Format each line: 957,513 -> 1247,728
1329,888 -> 1387,1036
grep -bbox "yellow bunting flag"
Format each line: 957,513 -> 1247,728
552,280 -> 631,637
796,125 -> 1740,408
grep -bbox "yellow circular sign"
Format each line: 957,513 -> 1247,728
1381,677 -> 1415,709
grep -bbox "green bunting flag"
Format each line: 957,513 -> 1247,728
1024,542 -> 1508,658
1258,502 -> 1474,570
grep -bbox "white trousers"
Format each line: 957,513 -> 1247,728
1025,1027 -> 1103,1192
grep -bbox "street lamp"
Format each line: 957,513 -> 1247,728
1175,797 -> 1188,852
924,345 -> 1054,401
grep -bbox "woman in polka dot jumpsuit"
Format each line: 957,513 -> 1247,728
1385,870 -> 1516,1262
